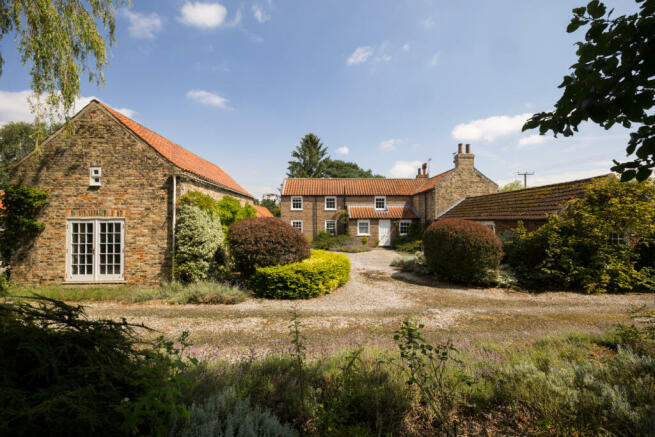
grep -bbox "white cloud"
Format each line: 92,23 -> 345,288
179,2 -> 227,29
121,9 -> 162,39
402,43 -> 410,51
335,146 -> 349,155
379,138 -> 404,151
252,4 -> 269,22
423,17 -> 435,29
389,160 -> 422,178
0,90 -> 135,126
376,54 -> 392,62
347,46 -> 374,65
430,51 -> 441,66
518,134 -> 549,148
186,90 -> 230,109
452,112 -> 532,142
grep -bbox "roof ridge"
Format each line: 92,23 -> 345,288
95,100 -> 253,199
463,174 -> 613,200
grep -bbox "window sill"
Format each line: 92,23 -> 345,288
63,280 -> 127,285
290,209 -> 303,211
324,209 -> 336,211
357,234 -> 371,237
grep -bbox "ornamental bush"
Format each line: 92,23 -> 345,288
228,218 -> 310,276
0,185 -> 48,266
250,250 -> 350,299
175,204 -> 224,283
423,219 -> 503,284
179,192 -> 257,234
504,177 -> 655,293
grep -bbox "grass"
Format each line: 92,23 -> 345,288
8,281 -> 250,305
181,312 -> 655,436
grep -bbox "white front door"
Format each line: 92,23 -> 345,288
378,219 -> 391,246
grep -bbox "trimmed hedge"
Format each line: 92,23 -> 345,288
423,219 -> 503,284
250,250 -> 350,299
228,218 -> 311,276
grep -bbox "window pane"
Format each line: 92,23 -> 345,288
101,222 -> 106,233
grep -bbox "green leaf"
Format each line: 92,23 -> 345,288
620,170 -> 636,182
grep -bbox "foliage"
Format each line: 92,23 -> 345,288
0,122 -> 60,187
394,319 -> 474,436
179,192 -> 256,234
175,204 -> 224,283
394,239 -> 422,253
0,297 -> 195,437
0,185 -> 48,266
523,0 -> 655,181
504,178 -> 655,293
250,250 -> 350,299
323,159 -> 383,178
228,218 -> 310,276
391,221 -> 423,252
423,219 -> 503,284
255,193 -> 281,217
286,133 -> 329,178
0,1 -> 127,139
171,387 -> 296,437
311,232 -> 370,252
360,236 -> 369,245
390,252 -> 431,275
498,180 -> 524,192
166,281 -> 249,305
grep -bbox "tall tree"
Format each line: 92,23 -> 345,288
523,0 -> 655,181
323,159 -> 384,178
0,122 -> 60,187
498,180 -> 524,192
0,1 -> 126,142
287,133 -> 329,178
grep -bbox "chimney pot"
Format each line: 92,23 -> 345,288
465,144 -> 470,153
422,162 -> 427,175
458,143 -> 463,154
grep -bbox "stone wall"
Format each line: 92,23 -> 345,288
434,167 -> 497,217
179,177 -> 253,206
8,103 -> 177,286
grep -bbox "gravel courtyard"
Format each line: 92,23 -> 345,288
85,249 -> 655,360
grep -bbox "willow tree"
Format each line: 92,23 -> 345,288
0,0 -> 127,143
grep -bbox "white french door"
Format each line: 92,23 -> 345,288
66,219 -> 125,282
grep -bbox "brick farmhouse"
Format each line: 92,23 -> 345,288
439,174 -> 612,235
281,144 -> 497,246
8,100 -> 255,286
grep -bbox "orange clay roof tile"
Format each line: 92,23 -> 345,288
97,101 -> 253,199
348,205 -> 419,219
282,170 -> 452,197
253,204 -> 274,218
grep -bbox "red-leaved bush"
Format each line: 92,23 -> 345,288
423,219 -> 503,284
228,218 -> 310,276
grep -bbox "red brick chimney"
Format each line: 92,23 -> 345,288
454,144 -> 474,169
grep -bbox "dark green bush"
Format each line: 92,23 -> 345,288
0,297 -> 195,437
391,221 -> 423,253
394,239 -> 422,253
503,178 -> 655,293
250,250 -> 350,299
423,219 -> 503,284
0,185 -> 48,265
311,232 -> 361,251
228,218 -> 310,276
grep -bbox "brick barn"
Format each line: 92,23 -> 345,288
438,175 -> 613,235
8,100 -> 254,286
281,144 -> 497,246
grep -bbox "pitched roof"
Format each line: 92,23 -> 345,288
96,101 -> 253,199
253,205 -> 274,218
413,170 -> 453,194
282,172 -> 452,197
348,204 -> 419,219
439,175 -> 613,221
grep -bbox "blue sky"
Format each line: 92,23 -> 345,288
0,0 -> 638,198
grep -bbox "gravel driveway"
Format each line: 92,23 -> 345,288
85,249 -> 655,360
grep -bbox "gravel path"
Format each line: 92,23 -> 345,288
84,249 -> 655,360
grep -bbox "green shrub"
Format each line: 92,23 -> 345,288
423,219 -> 503,284
175,204 -> 225,283
0,185 -> 48,265
0,297 -> 195,437
228,218 -> 310,276
394,239 -> 422,253
168,281 -> 249,305
179,192 -> 256,234
504,178 -> 655,293
361,236 -> 368,245
311,232 -> 367,252
391,221 -> 423,253
172,388 -> 296,437
250,250 -> 350,299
